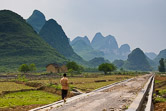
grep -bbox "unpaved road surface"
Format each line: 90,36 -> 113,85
43,74 -> 151,111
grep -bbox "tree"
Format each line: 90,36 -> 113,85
66,61 -> 79,71
29,63 -> 37,72
98,63 -> 116,74
158,58 -> 165,72
18,64 -> 30,73
66,61 -> 84,74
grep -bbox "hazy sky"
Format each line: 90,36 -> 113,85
1,0 -> 166,54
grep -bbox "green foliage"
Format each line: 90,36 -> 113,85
155,97 -> 166,102
68,69 -> 74,76
158,58 -> 165,72
0,66 -> 8,72
69,84 -> 74,91
159,89 -> 166,96
0,82 -> 34,94
98,63 -> 116,74
29,63 -> 37,72
17,74 -> 28,82
48,84 -> 62,90
67,61 -> 79,71
66,61 -> 84,74
0,91 -> 61,108
0,10 -> 66,72
154,88 -> 166,102
18,63 -> 36,73
155,80 -> 161,84
18,64 -> 30,73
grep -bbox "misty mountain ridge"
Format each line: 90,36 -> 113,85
0,9 -> 164,72
154,49 -> 166,64
145,52 -> 157,60
39,19 -> 86,64
71,36 -> 91,47
26,10 -> 87,65
119,44 -> 131,60
91,32 -> 131,61
72,32 -> 131,61
89,57 -> 110,67
27,10 -> 46,33
71,36 -> 104,61
91,32 -> 119,52
123,48 -> 152,71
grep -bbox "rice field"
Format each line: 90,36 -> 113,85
0,74 -> 136,110
29,75 -> 134,92
0,90 -> 61,108
0,82 -> 35,94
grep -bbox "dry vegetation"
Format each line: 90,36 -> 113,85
29,75 -> 133,92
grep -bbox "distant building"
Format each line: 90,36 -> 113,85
46,63 -> 68,73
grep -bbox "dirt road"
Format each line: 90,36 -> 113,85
43,74 -> 151,111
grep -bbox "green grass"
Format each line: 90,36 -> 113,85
0,74 -> 135,109
155,89 -> 166,102
155,97 -> 166,102
0,82 -> 35,94
159,89 -> 166,96
0,90 -> 61,108
154,75 -> 166,103
155,80 -> 162,84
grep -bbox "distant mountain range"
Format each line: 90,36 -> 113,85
27,10 -> 86,65
71,36 -> 104,61
71,32 -> 166,71
0,9 -> 165,72
154,49 -> 166,64
113,48 -> 166,71
145,52 -> 157,60
0,10 -> 66,71
71,32 -> 131,61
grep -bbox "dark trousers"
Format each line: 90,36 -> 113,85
62,89 -> 68,99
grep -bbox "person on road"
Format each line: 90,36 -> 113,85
60,73 -> 69,103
